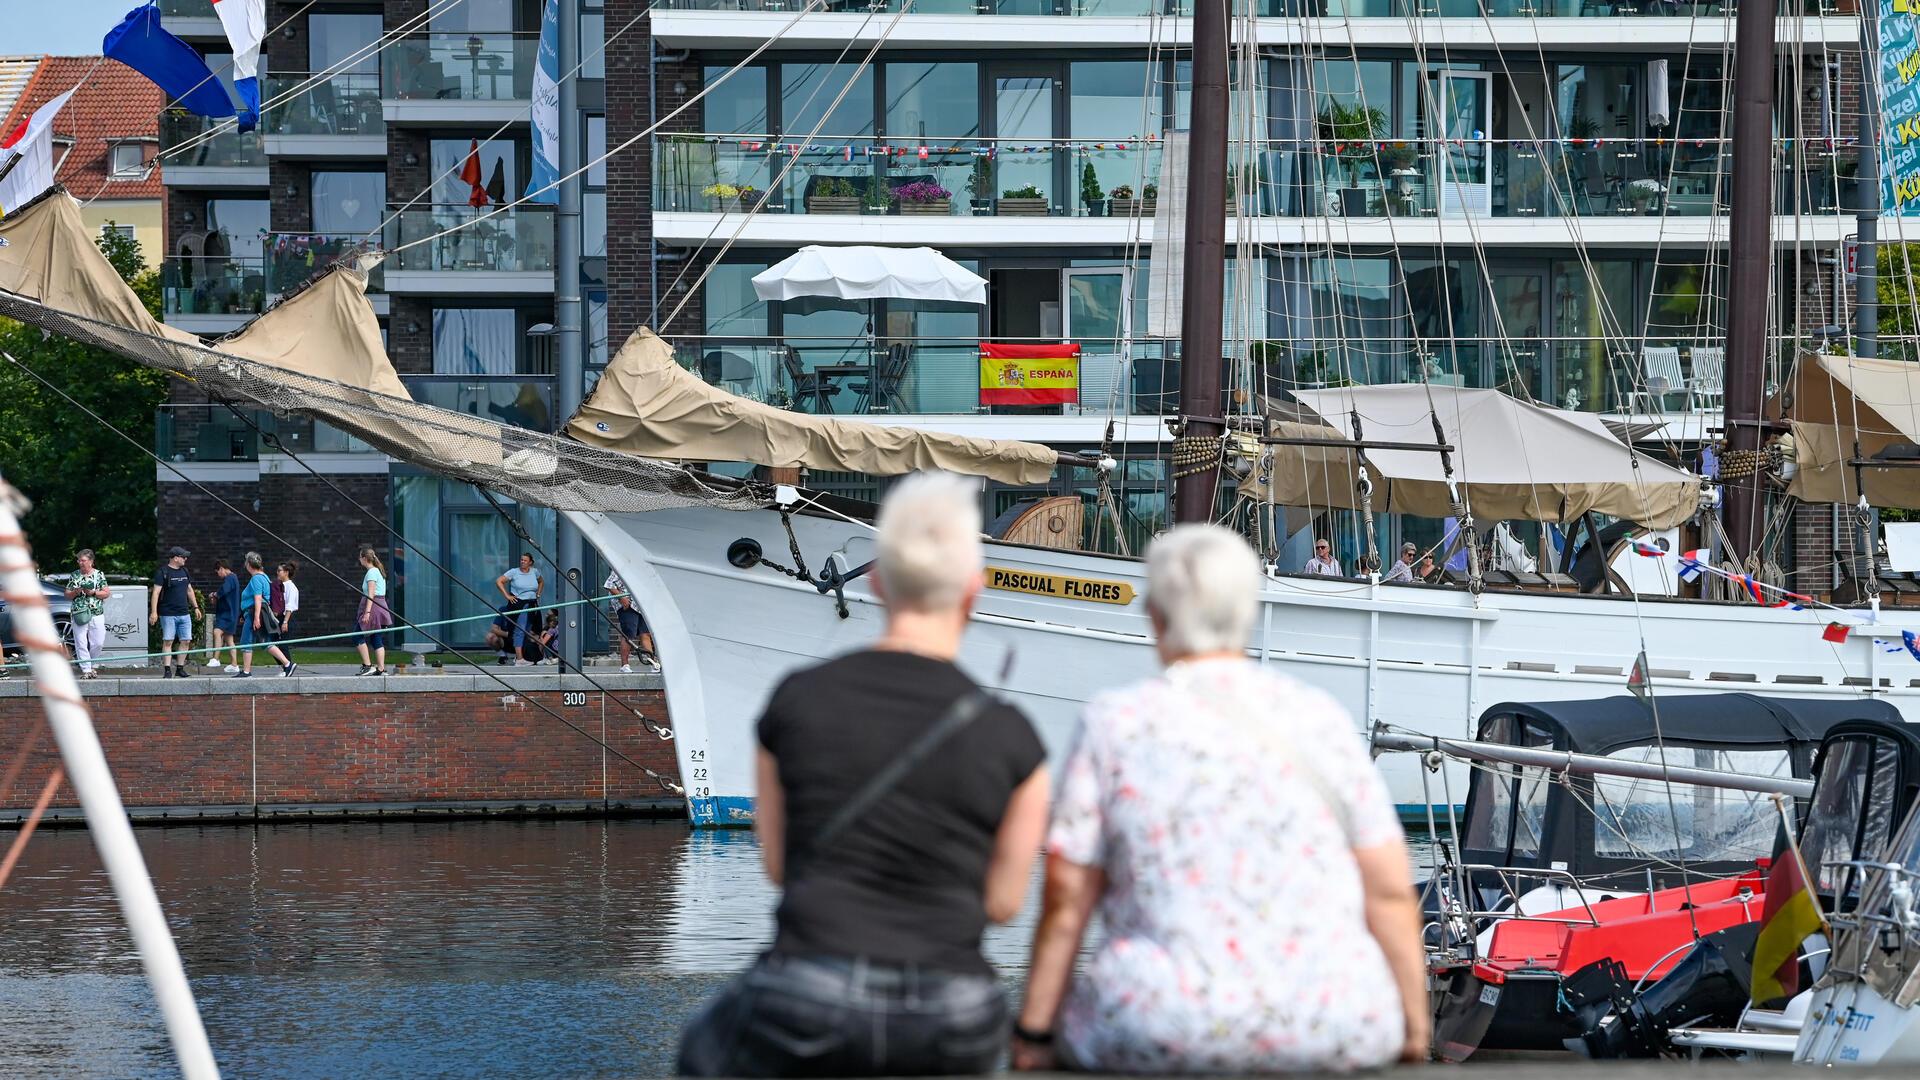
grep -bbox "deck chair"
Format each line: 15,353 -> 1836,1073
1631,345 -> 1685,413
849,344 -> 911,413
779,346 -> 841,413
1570,151 -> 1621,213
702,350 -> 762,401
1688,345 -> 1724,411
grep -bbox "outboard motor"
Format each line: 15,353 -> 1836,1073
1570,922 -> 1760,1058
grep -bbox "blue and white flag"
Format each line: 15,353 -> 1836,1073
104,5 -> 236,120
212,0 -> 265,132
525,0 -> 561,204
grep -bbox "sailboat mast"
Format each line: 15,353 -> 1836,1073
1172,0 -> 1230,525
1720,0 -> 1778,558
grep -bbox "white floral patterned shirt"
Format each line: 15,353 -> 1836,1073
1048,657 -> 1408,1074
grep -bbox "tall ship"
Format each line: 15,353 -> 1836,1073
10,0 -> 1919,824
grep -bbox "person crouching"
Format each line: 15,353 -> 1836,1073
677,471 -> 1051,1078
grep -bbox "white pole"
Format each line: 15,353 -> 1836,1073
0,479 -> 220,1079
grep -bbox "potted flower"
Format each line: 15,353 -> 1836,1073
1080,161 -> 1105,217
806,176 -> 860,214
1621,178 -> 1664,215
895,180 -> 952,215
735,184 -> 763,211
967,157 -> 995,215
1317,101 -> 1388,216
998,183 -> 1048,216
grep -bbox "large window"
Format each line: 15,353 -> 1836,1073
430,139 -> 519,206
310,171 -> 384,234
308,13 -> 381,73
885,62 -> 978,139
430,0 -> 517,32
703,65 -> 769,133
206,198 -> 269,261
781,63 -> 874,139
433,308 -> 521,374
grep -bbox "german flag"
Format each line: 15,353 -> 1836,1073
1750,836 -> 1826,1005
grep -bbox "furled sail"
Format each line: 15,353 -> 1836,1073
1780,351 -> 1920,510
568,329 -> 1064,485
1240,384 -> 1703,529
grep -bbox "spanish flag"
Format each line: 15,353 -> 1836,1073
1750,835 -> 1826,1005
980,342 -> 1081,406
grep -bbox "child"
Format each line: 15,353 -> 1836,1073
268,561 -> 300,675
536,612 -> 563,667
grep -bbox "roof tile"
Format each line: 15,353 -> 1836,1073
0,56 -> 164,202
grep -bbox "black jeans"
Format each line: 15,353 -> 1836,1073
677,952 -> 1007,1078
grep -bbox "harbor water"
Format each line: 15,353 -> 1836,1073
0,819 -> 1066,1078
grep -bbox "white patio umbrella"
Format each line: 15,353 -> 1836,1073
751,245 -> 987,305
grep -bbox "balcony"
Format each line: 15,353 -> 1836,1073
266,234 -> 388,314
652,135 -> 1850,248
403,375 -> 557,433
380,34 -> 536,126
156,405 -> 378,465
159,111 -> 267,188
153,0 -> 224,41
261,73 -> 385,158
383,207 -> 555,294
161,257 -> 265,336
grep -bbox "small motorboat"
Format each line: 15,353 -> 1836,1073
1390,694 -> 1897,1061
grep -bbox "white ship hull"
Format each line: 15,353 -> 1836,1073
569,505 -> 1920,827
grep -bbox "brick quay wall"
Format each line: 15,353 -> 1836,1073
0,674 -> 683,823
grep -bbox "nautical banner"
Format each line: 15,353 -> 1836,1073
525,0 -> 561,204
1881,0 -> 1920,212
0,89 -> 74,215
212,0 -> 265,133
979,343 -> 1080,406
103,5 -> 237,120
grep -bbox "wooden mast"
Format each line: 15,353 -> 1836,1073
1172,0 -> 1230,525
1719,0 -> 1777,557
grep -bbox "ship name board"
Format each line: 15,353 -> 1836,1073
984,566 -> 1135,605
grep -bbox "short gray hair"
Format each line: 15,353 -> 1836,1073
1147,524 -> 1261,656
875,472 -> 982,613
244,551 -> 263,570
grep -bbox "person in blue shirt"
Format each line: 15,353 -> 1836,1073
494,553 -> 544,666
234,552 -> 293,678
211,559 -> 243,672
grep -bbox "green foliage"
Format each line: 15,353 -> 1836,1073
1080,161 -> 1104,207
1001,184 -> 1044,200
0,225 -> 167,572
813,176 -> 856,198
1879,243 -> 1920,363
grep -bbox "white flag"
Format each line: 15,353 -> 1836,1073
0,89 -> 75,215
212,0 -> 265,130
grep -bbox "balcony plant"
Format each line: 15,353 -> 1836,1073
967,157 -> 996,214
1108,183 -> 1161,217
863,182 -> 896,215
999,183 -> 1048,217
895,180 -> 953,216
806,175 -> 860,214
1317,101 -> 1389,216
1080,161 -> 1106,217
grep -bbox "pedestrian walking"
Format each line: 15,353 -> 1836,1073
149,546 -> 201,679
1011,525 -> 1428,1074
65,549 -> 111,679
604,568 -> 656,673
495,553 -> 543,666
678,473 -> 1050,1079
233,552 -> 292,678
355,548 -> 391,676
268,561 -> 300,674
1304,537 -> 1342,576
210,559 -> 242,671
1385,542 -> 1420,583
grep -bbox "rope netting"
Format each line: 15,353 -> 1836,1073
0,290 -> 766,517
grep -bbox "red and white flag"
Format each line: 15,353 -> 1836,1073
0,89 -> 75,215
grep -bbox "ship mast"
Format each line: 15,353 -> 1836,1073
1172,0 -> 1230,525
1719,0 -> 1779,558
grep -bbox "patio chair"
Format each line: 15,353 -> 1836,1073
1688,345 -> 1724,411
849,343 -> 911,413
779,346 -> 842,413
1631,345 -> 1686,414
702,350 -> 763,401
1570,151 -> 1621,214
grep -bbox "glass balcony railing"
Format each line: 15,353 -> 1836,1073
654,0 -> 1848,14
262,72 -> 385,138
404,375 -> 557,433
159,110 -> 266,170
385,207 -> 555,274
162,257 -> 266,318
156,405 -> 376,462
266,234 -> 386,296
667,335 -> 1790,417
153,0 -> 214,16
380,34 -> 536,102
657,135 -> 1851,219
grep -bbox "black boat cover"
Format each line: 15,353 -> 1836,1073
1474,693 -> 1901,755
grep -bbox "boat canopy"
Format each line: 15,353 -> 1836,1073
1780,351 -> 1920,509
1799,718 -> 1920,906
1458,694 -> 1894,886
1239,384 -> 1703,529
566,328 -> 1063,485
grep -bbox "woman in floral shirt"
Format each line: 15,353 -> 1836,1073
1013,525 -> 1429,1074
65,548 -> 111,680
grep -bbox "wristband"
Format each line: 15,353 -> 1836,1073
1012,1024 -> 1053,1045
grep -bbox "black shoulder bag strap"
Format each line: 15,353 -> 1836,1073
793,688 -> 994,868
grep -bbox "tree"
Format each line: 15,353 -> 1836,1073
1877,242 -> 1920,363
0,224 -> 168,573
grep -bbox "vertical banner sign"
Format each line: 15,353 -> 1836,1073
1881,0 -> 1920,212
526,0 -> 562,205
980,342 -> 1081,405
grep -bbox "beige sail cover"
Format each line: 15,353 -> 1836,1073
0,191 -> 203,347
1240,384 -> 1701,528
1782,352 -> 1920,509
569,329 -> 1061,485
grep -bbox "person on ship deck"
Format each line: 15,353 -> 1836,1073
678,472 -> 1050,1078
1011,524 -> 1429,1074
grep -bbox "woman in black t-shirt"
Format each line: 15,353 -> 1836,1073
678,473 -> 1050,1079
